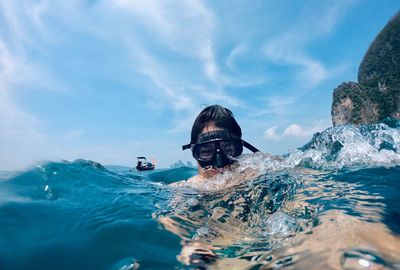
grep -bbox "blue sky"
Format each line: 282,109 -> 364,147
0,0 -> 398,170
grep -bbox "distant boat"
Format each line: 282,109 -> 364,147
136,157 -> 155,171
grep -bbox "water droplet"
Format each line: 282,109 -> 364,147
111,257 -> 140,270
341,249 -> 386,270
359,259 -> 371,268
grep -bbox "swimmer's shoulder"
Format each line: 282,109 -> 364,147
169,175 -> 201,187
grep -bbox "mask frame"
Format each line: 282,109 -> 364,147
182,130 -> 260,169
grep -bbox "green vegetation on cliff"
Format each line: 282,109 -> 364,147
332,12 -> 400,126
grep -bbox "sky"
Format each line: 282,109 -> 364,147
0,0 -> 399,171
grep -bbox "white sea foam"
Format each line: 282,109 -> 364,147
261,211 -> 297,237
237,122 -> 400,173
282,123 -> 400,170
171,121 -> 400,192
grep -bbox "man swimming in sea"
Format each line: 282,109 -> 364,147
159,105 -> 400,269
182,105 -> 260,175
172,105 -> 262,190
160,105 -> 266,267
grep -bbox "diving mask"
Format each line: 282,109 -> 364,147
182,130 -> 260,169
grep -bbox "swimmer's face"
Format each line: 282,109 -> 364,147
197,124 -> 229,178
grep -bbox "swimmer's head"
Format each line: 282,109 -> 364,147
182,105 -> 243,176
190,105 -> 243,176
190,105 -> 242,146
182,105 -> 260,176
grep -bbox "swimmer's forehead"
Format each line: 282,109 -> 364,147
201,122 -> 223,133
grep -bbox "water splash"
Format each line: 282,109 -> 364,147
176,120 -> 400,194
1,121 -> 400,269
111,257 -> 140,270
285,120 -> 400,170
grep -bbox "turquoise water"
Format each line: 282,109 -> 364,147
1,120 -> 400,269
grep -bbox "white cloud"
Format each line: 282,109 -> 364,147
0,84 -> 53,170
255,95 -> 297,117
283,124 -> 308,137
0,0 -> 362,170
265,120 -> 330,140
112,0 -> 172,35
263,1 -> 355,87
0,1 -> 67,170
264,36 -> 328,88
100,0 -> 249,132
106,1 -> 234,104
201,39 -> 219,82
0,0 -> 233,170
137,55 -> 195,112
0,40 -> 17,82
110,0 -> 215,60
226,43 -> 246,70
264,126 -> 279,140
168,111 -> 198,134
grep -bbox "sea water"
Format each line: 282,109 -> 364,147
0,120 -> 399,270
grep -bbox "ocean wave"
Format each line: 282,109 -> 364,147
0,120 -> 399,269
284,119 -> 400,170
229,119 -> 400,176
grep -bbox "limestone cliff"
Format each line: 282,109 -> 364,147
331,12 -> 400,126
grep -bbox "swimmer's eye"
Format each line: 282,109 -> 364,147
194,142 -> 216,161
220,140 -> 243,157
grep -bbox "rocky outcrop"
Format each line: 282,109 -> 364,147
332,82 -> 380,125
331,12 -> 400,126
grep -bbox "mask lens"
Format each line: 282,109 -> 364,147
193,142 -> 216,161
220,140 -> 243,157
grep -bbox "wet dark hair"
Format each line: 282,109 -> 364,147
190,105 -> 242,144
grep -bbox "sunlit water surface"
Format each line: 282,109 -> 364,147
0,120 -> 400,269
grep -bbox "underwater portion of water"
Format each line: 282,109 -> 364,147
1,121 -> 400,269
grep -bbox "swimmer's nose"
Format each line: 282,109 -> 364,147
215,150 -> 223,168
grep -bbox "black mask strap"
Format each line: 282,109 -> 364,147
182,143 -> 191,151
242,140 -> 260,153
